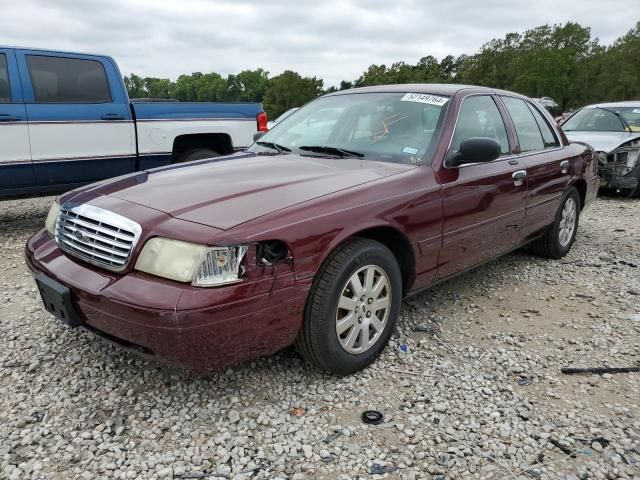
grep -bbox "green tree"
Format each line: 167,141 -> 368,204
263,71 -> 324,118
124,73 -> 145,98
226,69 -> 270,102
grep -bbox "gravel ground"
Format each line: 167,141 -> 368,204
0,194 -> 639,480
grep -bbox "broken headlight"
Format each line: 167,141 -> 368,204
135,237 -> 247,287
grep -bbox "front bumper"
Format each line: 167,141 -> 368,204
25,229 -> 309,369
599,154 -> 640,192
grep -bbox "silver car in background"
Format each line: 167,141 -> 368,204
562,102 -> 640,197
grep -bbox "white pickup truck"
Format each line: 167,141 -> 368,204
0,47 -> 267,197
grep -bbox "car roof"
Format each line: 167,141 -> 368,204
0,45 -> 108,58
326,83 -> 529,99
583,101 -> 640,109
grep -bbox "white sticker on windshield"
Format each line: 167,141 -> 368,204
402,146 -> 419,155
633,108 -> 640,113
400,93 -> 448,106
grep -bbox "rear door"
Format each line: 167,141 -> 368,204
499,96 -> 568,240
0,48 -> 34,192
436,94 -> 527,278
15,50 -> 136,187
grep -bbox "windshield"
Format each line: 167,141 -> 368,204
563,106 -> 640,132
274,108 -> 299,123
250,92 -> 450,164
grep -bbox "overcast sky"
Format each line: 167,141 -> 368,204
1,0 -> 637,87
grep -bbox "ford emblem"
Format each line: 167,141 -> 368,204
73,229 -> 87,241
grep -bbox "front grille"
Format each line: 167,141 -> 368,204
55,204 -> 142,272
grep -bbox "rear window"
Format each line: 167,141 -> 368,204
526,102 -> 560,148
27,55 -> 112,103
0,54 -> 9,103
502,97 -> 544,152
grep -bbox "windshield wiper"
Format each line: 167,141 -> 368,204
298,145 -> 364,158
595,107 -> 632,133
256,141 -> 291,153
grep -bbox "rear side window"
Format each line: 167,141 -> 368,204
451,95 -> 510,155
27,55 -> 112,103
526,102 -> 559,148
0,54 -> 9,103
501,97 -> 544,152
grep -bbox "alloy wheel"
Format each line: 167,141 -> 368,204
335,265 -> 391,354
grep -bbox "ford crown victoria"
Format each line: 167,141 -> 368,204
25,84 -> 599,374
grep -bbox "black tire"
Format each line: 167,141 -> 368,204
530,186 -> 580,259
628,183 -> 640,199
295,238 -> 402,375
176,148 -> 220,163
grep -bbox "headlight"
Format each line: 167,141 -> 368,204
192,245 -> 248,287
135,237 -> 247,287
45,201 -> 61,236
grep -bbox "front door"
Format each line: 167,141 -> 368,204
15,50 -> 136,187
436,94 -> 527,278
0,49 -> 34,193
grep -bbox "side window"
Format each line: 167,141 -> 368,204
26,55 -> 112,103
526,102 -> 560,148
451,95 -> 509,155
0,54 -> 10,103
501,97 -> 544,152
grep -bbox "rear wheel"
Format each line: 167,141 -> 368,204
176,148 -> 219,163
530,186 -> 580,259
295,238 -> 402,375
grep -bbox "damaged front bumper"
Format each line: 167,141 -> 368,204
598,140 -> 640,191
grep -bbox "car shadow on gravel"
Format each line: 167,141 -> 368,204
0,197 -> 53,237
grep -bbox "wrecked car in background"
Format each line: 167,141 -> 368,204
533,97 -> 563,121
562,102 -> 640,198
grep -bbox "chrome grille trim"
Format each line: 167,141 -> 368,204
55,203 -> 142,272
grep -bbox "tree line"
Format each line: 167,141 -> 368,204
124,21 -> 640,118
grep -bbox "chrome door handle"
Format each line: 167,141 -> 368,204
560,160 -> 570,174
512,169 -> 527,186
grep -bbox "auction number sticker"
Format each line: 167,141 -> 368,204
400,93 -> 448,106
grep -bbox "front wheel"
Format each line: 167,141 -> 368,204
295,238 -> 402,375
530,186 -> 580,259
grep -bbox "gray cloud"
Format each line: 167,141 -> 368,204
1,0 -> 636,86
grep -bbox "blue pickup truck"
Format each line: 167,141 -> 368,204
0,47 -> 267,197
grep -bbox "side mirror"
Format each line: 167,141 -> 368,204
446,137 -> 501,167
253,131 -> 266,142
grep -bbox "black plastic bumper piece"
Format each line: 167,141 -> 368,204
35,273 -> 83,328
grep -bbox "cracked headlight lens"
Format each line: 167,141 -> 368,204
192,246 -> 248,287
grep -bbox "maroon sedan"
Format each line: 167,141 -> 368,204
26,85 -> 599,374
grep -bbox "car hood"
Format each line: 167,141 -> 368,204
106,153 -> 415,230
564,131 -> 640,153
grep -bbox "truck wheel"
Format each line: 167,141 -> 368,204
530,186 -> 580,259
177,148 -> 220,163
295,238 -> 402,375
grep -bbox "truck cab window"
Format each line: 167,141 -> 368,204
0,54 -> 10,103
27,55 -> 112,103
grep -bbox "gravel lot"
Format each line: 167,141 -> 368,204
1,194 -> 638,480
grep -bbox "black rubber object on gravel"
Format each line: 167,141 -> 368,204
530,186 -> 580,259
361,410 -> 384,425
294,237 -> 402,375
